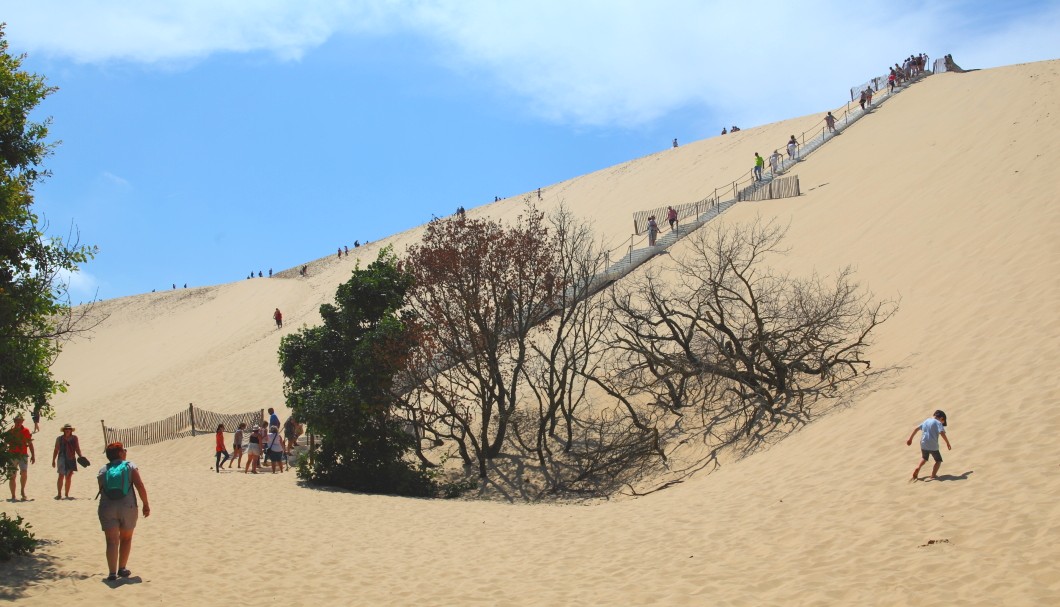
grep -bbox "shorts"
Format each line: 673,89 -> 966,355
98,495 -> 138,531
268,450 -> 284,462
247,444 -> 261,456
232,443 -> 243,452
7,454 -> 29,473
58,456 -> 77,475
921,449 -> 943,463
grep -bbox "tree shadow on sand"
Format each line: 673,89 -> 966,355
0,539 -> 88,601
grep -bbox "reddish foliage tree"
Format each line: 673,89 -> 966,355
403,205 -> 562,477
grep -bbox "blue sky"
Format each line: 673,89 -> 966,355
6,0 -> 1059,301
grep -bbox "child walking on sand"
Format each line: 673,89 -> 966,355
906,410 -> 951,481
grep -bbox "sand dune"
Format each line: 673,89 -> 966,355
2,59 -> 1059,605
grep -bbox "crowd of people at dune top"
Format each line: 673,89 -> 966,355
640,50 -> 932,243
757,54 -> 928,183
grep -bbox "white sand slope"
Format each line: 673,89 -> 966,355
2,59 -> 1059,605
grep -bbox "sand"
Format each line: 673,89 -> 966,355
2,59 -> 1059,605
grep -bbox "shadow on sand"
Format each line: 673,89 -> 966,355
103,575 -> 144,587
0,539 -> 87,601
931,470 -> 974,482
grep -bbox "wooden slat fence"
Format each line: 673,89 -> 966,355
736,174 -> 801,202
101,404 -> 265,448
632,197 -> 718,235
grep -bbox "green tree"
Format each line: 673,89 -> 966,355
1,25 -> 96,471
278,248 -> 434,497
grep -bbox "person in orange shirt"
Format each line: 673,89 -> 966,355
214,424 -> 231,472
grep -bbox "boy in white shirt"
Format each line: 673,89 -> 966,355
906,410 -> 951,481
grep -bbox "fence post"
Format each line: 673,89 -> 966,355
100,419 -> 108,446
189,403 -> 196,437
309,433 -> 315,465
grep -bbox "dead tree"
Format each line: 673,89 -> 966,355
600,219 -> 896,470
510,207 -> 661,495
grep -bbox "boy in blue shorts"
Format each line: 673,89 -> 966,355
906,410 -> 951,481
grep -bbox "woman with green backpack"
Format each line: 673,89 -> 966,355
97,442 -> 150,582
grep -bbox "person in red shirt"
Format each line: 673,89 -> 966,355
273,308 -> 283,329
7,414 -> 35,501
214,424 -> 231,473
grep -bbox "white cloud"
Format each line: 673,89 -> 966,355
54,267 -> 100,302
393,0 -> 957,126
6,1 -> 1060,128
101,171 -> 131,188
5,0 -> 393,63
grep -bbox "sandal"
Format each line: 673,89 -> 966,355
106,573 -> 117,581
118,568 -> 131,578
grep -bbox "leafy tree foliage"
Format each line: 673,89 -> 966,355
402,205 -> 562,478
1,25 -> 96,475
278,248 -> 434,497
0,512 -> 36,561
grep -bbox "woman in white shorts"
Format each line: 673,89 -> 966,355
244,425 -> 262,474
231,422 -> 246,469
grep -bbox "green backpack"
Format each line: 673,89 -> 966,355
101,461 -> 132,500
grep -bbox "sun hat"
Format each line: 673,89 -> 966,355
62,423 -> 75,431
